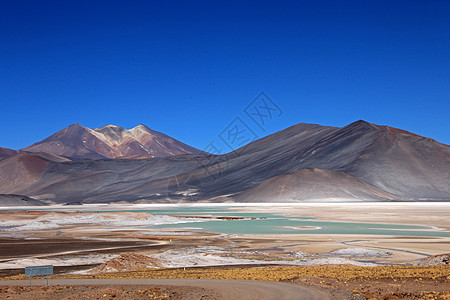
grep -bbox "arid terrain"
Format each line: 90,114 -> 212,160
2,0 -> 449,297
2,121 -> 449,204
1,265 -> 449,299
0,203 -> 449,299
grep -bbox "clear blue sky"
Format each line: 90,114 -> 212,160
1,0 -> 449,152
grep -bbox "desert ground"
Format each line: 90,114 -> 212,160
0,203 -> 449,299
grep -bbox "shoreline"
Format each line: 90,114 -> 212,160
1,201 -> 450,210
0,203 -> 449,272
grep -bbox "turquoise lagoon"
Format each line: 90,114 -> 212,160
95,206 -> 450,237
4,206 -> 450,237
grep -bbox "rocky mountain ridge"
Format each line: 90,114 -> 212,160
0,120 -> 449,204
20,123 -> 203,159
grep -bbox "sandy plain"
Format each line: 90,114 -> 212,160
0,203 -> 449,299
231,202 -> 450,264
0,203 -> 448,271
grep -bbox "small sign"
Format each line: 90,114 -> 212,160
25,265 -> 53,286
25,265 -> 53,276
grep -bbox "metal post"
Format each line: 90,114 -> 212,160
47,274 -> 49,286
29,275 -> 32,287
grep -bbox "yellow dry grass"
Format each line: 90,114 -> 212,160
4,265 -> 449,282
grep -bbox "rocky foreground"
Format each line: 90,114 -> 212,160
1,265 -> 449,299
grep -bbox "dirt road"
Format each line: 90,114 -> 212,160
0,278 -> 333,299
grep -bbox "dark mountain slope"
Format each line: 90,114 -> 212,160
236,168 -> 400,202
1,120 -> 448,203
0,147 -> 17,159
341,123 -> 450,199
0,194 -> 47,206
0,154 -> 54,194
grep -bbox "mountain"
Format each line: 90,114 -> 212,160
0,152 -> 70,195
1,120 -> 449,204
0,194 -> 47,206
0,153 -> 54,194
21,124 -> 204,160
235,168 -> 400,202
223,120 -> 450,201
0,147 -> 17,158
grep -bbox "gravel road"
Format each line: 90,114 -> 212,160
0,278 -> 332,299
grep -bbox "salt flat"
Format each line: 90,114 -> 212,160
0,203 -> 449,275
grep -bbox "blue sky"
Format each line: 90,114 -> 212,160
1,0 -> 449,151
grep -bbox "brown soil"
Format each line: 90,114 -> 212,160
0,238 -> 166,261
1,206 -> 449,299
290,276 -> 450,300
90,253 -> 163,273
0,285 -> 217,299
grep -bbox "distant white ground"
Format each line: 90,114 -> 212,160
0,214 -> 205,231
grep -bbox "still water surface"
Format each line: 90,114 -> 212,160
5,206 -> 449,237
98,206 -> 450,237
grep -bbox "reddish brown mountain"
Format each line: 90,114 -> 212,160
0,120 -> 449,204
0,147 -> 17,158
0,151 -> 70,198
21,124 -> 203,160
0,154 -> 53,194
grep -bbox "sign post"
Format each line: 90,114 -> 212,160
24,265 -> 53,287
